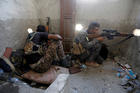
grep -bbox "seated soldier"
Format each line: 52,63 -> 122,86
72,22 -> 108,67
24,25 -> 66,73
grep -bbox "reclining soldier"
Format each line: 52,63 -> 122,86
72,22 -> 108,67
24,25 -> 66,73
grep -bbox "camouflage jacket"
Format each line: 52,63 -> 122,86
74,31 -> 100,50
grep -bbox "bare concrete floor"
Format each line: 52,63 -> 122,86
0,60 -> 128,93
67,61 -> 126,93
0,82 -> 45,93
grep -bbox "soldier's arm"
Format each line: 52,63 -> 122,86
96,37 -> 105,42
80,37 -> 99,50
48,34 -> 62,40
75,32 -> 101,49
87,34 -> 101,38
87,34 -> 105,42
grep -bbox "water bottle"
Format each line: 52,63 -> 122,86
80,64 -> 87,71
0,68 -> 4,75
9,77 -> 19,83
128,69 -> 136,79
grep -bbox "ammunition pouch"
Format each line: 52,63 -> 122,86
24,32 -> 44,55
71,42 -> 86,55
71,42 -> 89,62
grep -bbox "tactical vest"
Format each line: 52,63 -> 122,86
71,42 -> 86,55
24,32 -> 43,55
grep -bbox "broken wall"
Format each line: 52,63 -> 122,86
0,0 -> 39,56
35,0 -> 60,34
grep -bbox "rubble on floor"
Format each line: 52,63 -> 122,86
113,56 -> 140,93
67,60 -> 125,93
67,57 -> 140,93
0,47 -> 140,93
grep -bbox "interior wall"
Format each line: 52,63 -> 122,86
76,0 -> 133,30
127,0 -> 140,76
35,0 -> 135,55
0,0 -> 39,56
76,0 -> 134,56
35,0 -> 60,34
0,0 -> 138,59
35,0 -> 134,34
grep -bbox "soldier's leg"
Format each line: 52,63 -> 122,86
88,43 -> 102,62
96,44 -> 108,64
95,56 -> 104,64
56,41 -> 73,67
32,41 -> 60,73
85,43 -> 102,67
57,41 -> 65,60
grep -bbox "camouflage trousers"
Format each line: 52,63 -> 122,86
72,41 -> 104,64
87,43 -> 104,64
32,40 -> 65,73
77,42 -> 103,63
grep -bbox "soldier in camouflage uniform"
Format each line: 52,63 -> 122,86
72,22 -> 105,67
31,40 -> 65,73
24,25 -> 65,73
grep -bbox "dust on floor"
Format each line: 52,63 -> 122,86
67,61 -> 127,93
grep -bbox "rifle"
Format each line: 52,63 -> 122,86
46,17 -> 50,33
101,29 -> 134,45
102,29 -> 134,40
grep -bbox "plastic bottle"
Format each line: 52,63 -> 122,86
80,64 -> 87,71
0,68 -> 4,75
128,69 -> 136,79
9,77 -> 19,83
